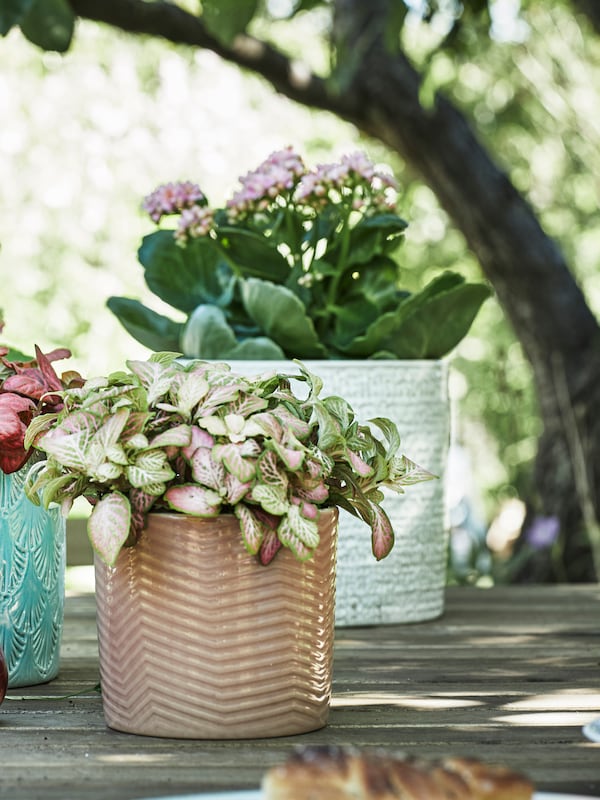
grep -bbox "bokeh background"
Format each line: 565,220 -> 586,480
2,3 -> 600,585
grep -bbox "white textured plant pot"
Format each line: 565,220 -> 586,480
226,360 -> 450,626
94,509 -> 338,739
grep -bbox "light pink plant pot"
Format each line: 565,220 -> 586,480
94,509 -> 338,739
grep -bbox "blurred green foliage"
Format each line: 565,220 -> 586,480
1,3 -> 600,580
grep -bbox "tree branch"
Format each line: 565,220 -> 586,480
68,0 -> 359,120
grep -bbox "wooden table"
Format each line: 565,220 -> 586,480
2,585 -> 599,799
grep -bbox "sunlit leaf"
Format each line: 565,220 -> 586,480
88,492 -> 131,567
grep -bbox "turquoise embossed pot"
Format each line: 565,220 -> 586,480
0,464 -> 65,687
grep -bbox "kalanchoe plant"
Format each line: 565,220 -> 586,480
107,147 -> 490,361
25,353 -> 433,567
0,317 -> 83,474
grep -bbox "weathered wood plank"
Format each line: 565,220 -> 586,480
1,585 -> 598,799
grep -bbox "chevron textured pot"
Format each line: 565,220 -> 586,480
226,359 -> 450,626
0,464 -> 66,687
94,508 -> 338,739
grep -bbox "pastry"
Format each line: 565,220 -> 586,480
262,745 -> 534,800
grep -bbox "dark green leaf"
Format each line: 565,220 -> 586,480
20,0 -> 74,52
217,227 -> 291,284
106,298 -> 183,353
180,305 -> 237,359
338,272 -> 490,358
0,0 -> 34,35
328,296 -> 380,348
227,338 -> 286,359
139,231 -> 235,313
202,0 -> 260,45
337,256 -> 403,310
241,278 -> 327,359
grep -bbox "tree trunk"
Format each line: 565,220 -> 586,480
331,0 -> 600,580
66,0 -> 600,579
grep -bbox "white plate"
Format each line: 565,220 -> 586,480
136,793 -> 598,800
583,717 -> 600,743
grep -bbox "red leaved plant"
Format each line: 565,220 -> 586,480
0,319 -> 83,474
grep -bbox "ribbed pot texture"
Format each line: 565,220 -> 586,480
94,508 -> 338,739
0,464 -> 65,688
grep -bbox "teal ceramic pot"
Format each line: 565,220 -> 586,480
0,463 -> 66,687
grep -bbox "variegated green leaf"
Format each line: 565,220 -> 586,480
88,407 -> 130,469
257,450 -> 287,487
126,450 -> 175,488
387,454 -> 437,488
213,443 -> 256,482
176,372 -> 209,415
94,462 -> 123,482
252,483 -> 289,515
277,523 -> 313,561
149,424 -> 192,449
39,428 -> 93,471
126,359 -> 174,404
164,484 -> 221,516
279,504 -> 320,550
88,491 -> 132,567
234,504 -> 265,554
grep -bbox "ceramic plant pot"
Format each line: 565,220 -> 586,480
226,359 -> 450,626
0,464 -> 66,687
94,508 -> 338,739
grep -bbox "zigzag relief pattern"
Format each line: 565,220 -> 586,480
95,509 -> 338,739
0,467 -> 66,687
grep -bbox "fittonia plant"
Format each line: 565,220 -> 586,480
25,354 -> 433,567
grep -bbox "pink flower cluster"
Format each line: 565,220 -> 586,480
174,206 -> 215,246
226,146 -> 305,218
142,181 -> 206,223
295,151 -> 397,212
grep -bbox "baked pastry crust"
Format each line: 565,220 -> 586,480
262,746 -> 534,800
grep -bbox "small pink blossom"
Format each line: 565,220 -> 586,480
174,205 -> 214,245
226,146 -> 305,218
142,181 -> 205,223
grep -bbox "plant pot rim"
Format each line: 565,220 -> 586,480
142,507 -> 339,522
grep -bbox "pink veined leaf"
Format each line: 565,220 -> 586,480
369,501 -> 394,560
295,481 -> 330,503
129,488 -> 157,540
300,500 -> 319,520
346,448 -> 374,477
164,484 -> 221,516
251,412 -> 283,441
182,425 -> 214,460
224,473 -> 251,505
213,443 -> 256,482
190,446 -> 225,490
271,440 -> 304,471
259,527 -> 282,565
88,492 -> 132,567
